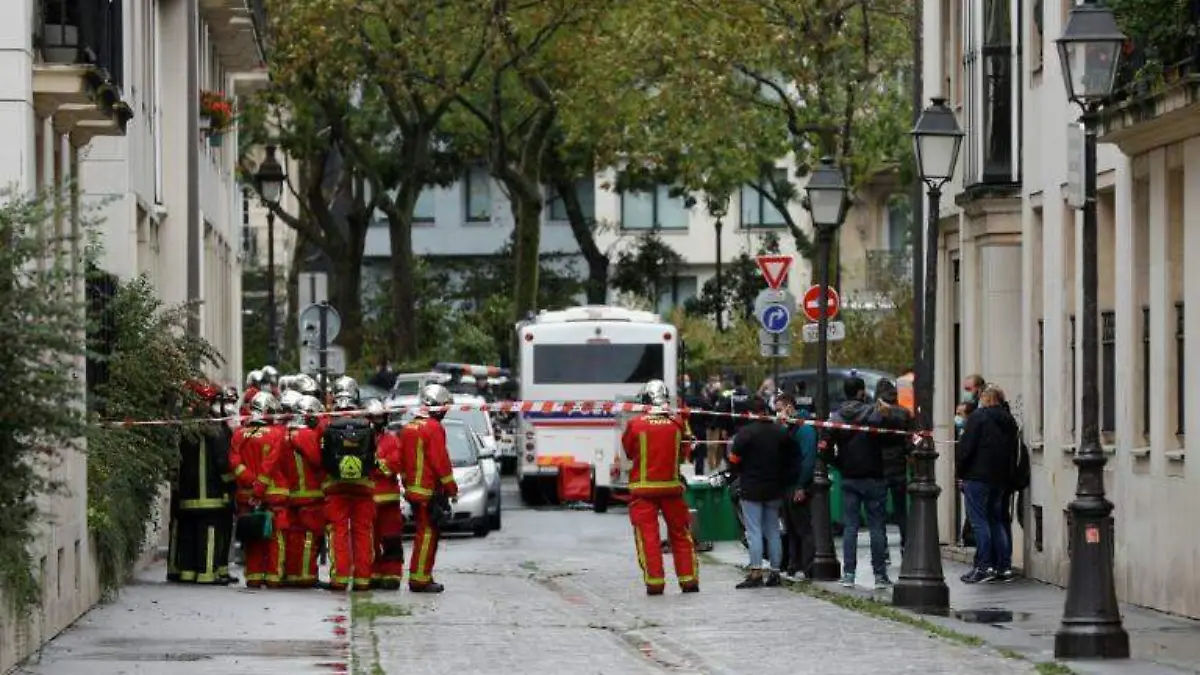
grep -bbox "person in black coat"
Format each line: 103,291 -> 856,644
956,386 -> 1019,583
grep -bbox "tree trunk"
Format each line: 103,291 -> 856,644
329,247 -> 365,365
282,232 -> 306,366
511,193 -> 542,320
558,179 -> 607,304
384,188 -> 419,361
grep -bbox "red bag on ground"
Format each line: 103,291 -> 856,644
557,462 -> 592,502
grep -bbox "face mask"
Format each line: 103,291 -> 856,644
954,415 -> 965,429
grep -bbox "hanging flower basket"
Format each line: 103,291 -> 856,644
208,133 -> 224,148
199,89 -> 234,135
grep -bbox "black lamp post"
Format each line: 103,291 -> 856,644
803,157 -> 849,581
1054,1 -> 1129,659
707,193 -> 729,332
255,145 -> 286,367
893,97 -> 963,613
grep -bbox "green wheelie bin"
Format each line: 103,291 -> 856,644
684,480 -> 741,543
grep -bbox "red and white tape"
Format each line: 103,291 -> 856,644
97,398 -> 928,438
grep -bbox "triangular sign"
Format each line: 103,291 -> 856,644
756,255 -> 793,289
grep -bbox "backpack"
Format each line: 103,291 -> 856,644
1009,432 -> 1031,492
321,417 -> 376,480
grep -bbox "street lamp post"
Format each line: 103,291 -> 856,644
803,157 -> 849,581
707,193 -> 729,332
893,97 -> 963,613
1054,1 -> 1129,659
255,145 -> 286,367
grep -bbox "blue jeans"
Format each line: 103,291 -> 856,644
740,499 -> 782,571
962,480 -> 1012,571
841,478 -> 888,576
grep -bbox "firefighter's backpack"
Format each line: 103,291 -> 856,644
321,417 -> 376,480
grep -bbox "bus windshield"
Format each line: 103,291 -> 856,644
532,343 -> 665,385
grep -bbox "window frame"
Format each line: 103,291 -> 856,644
463,166 -> 491,222
739,169 -> 790,229
620,185 -> 689,231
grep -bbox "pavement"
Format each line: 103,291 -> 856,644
707,528 -> 1200,675
13,478 -> 1200,675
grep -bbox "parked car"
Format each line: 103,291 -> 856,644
399,419 -> 495,537
775,367 -> 894,408
390,395 -> 502,532
358,383 -> 389,404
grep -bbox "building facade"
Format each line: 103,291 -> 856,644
362,165 -> 909,315
0,0 -> 262,669
926,0 -> 1200,617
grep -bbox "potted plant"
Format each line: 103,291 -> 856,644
199,90 -> 233,142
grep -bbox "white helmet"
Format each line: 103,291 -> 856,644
364,398 -> 387,420
298,395 -> 324,416
639,379 -> 670,409
279,389 -> 304,413
278,375 -> 296,392
246,369 -> 264,388
332,376 -> 359,401
293,373 -> 319,396
248,391 -> 280,422
417,384 -> 453,418
260,366 -> 280,386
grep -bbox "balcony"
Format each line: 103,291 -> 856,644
1096,4 -> 1200,156
198,0 -> 267,72
32,0 -> 132,146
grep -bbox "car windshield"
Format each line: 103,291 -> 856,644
444,423 -> 478,467
391,380 -> 422,396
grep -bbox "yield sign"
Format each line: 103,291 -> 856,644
756,255 -> 793,290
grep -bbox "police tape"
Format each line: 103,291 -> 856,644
97,398 -> 930,439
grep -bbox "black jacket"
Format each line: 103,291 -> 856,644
715,386 -> 753,434
825,399 -> 907,479
729,421 -> 800,502
956,405 -> 1019,485
176,423 -> 232,510
879,406 -> 916,478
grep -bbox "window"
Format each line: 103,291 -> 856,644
886,197 -> 910,250
464,166 -> 491,221
621,186 -> 688,230
1030,0 -> 1044,72
739,169 -> 789,228
413,188 -> 436,222
981,0 -> 1014,183
443,424 -> 479,467
1177,302 -> 1185,435
533,344 -> 665,384
547,178 -> 596,222
656,276 -> 698,315
1143,306 -> 1150,436
1101,311 -> 1115,433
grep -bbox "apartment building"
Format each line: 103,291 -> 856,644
362,165 -> 908,314
925,0 -> 1200,617
0,0 -> 263,668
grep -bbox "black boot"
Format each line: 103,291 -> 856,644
409,581 -> 445,593
736,572 -> 764,589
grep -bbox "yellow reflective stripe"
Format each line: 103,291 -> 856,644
439,475 -> 455,484
639,432 -> 648,484
256,475 -> 272,486
266,487 -> 290,496
374,493 -> 403,503
415,439 -> 426,490
674,430 -> 682,483
412,529 -> 433,582
322,478 -> 373,488
291,490 -> 324,499
234,465 -> 248,477
633,529 -> 664,585
294,453 -> 307,493
180,498 -> 227,510
630,480 -> 683,488
406,485 -> 433,496
179,571 -> 197,581
204,525 -> 216,580
300,532 -> 315,581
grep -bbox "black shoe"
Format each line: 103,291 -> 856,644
409,582 -> 445,593
960,568 -> 991,584
646,585 -> 665,596
736,575 -> 764,589
680,583 -> 700,594
764,571 -> 782,587
373,580 -> 402,591
993,569 -> 1018,583
219,575 -> 241,585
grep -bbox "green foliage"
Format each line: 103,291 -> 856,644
673,309 -> 808,383
610,233 -> 685,307
86,277 -> 221,596
828,278 -> 915,374
1109,0 -> 1200,88
0,189 -> 88,615
686,233 -> 782,322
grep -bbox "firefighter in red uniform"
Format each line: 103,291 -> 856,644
396,384 -> 458,593
283,393 -> 327,587
366,399 -> 405,590
229,391 -> 291,588
240,370 -> 263,418
323,377 -> 376,592
621,379 -> 699,595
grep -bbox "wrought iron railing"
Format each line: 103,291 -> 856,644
36,0 -> 124,90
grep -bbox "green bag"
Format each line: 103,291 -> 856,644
235,507 -> 274,543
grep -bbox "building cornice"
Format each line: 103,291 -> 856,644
1097,74 -> 1200,157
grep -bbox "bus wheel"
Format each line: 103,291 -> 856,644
519,476 -> 544,506
592,486 -> 610,513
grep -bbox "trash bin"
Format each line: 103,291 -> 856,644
684,480 -> 740,542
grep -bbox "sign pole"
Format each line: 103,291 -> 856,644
318,301 -> 329,399
772,333 -> 781,398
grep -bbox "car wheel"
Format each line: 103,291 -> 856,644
489,507 -> 502,530
592,486 -> 610,513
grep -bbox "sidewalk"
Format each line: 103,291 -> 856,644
11,563 -> 349,675
707,529 -> 1200,675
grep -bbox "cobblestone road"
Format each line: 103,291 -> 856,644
355,485 -> 1037,675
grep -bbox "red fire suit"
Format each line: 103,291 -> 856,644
621,413 -> 698,594
284,424 -> 326,587
323,421 -> 376,591
396,417 -> 458,589
238,386 -> 261,419
229,423 -> 291,587
371,430 -> 406,588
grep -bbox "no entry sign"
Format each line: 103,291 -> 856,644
801,285 -> 840,322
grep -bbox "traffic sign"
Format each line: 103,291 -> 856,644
758,328 -> 792,346
298,303 -> 341,347
759,303 -> 791,334
801,285 -> 841,322
760,343 -> 791,358
756,255 -> 793,290
801,321 -> 846,343
300,345 -> 347,374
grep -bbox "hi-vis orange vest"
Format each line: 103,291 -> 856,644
621,414 -> 690,497
897,373 -> 916,415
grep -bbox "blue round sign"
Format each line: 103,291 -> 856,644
760,304 -> 791,334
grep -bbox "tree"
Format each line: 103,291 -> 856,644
610,232 -> 684,309
0,189 -> 88,614
686,232 -> 783,323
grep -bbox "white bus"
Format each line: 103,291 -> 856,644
514,305 -> 677,512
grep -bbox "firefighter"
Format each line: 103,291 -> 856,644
366,399 -> 405,590
322,378 -> 377,592
395,384 -> 458,593
215,385 -> 240,583
229,391 -> 291,588
260,365 -> 280,395
168,380 -> 235,585
241,370 -> 264,417
282,394 -> 327,588
622,379 -> 699,595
